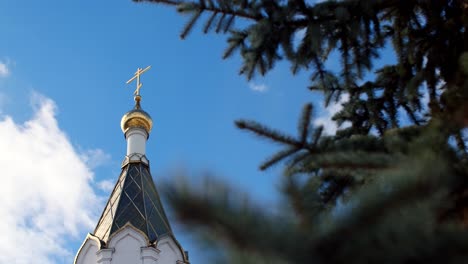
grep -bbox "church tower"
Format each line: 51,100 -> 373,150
75,67 -> 189,264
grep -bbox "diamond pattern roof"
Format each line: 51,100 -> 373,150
93,161 -> 172,243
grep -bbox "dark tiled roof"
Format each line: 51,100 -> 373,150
93,161 -> 172,243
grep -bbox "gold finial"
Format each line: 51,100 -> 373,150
126,66 -> 151,107
121,66 -> 153,135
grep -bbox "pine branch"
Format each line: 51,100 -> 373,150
203,11 -> 218,33
322,148 -> 451,243
135,0 -> 468,262
298,103 -> 313,143
223,31 -> 247,59
311,125 -> 323,146
161,176 -> 309,263
260,147 -> 301,171
215,13 -> 226,33
180,10 -> 202,39
135,0 -> 263,21
236,119 -> 302,147
280,175 -> 325,226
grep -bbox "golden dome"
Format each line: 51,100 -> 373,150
120,108 -> 153,134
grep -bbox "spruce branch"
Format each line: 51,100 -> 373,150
223,30 -> 247,59
215,13 -> 227,33
136,0 -> 468,262
223,14 -> 235,33
235,119 -> 301,147
135,0 -> 263,21
298,103 -> 313,143
260,147 -> 301,171
323,147 -> 451,243
180,9 -> 202,39
203,11 -> 218,33
162,176 -> 308,263
311,125 -> 323,146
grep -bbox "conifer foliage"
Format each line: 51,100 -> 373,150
136,0 -> 468,263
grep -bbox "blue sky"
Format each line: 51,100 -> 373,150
0,1 -> 347,263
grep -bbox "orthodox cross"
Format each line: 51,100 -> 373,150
126,66 -> 152,96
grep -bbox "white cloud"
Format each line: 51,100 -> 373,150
80,148 -> 111,169
0,93 -> 104,263
97,179 -> 115,193
314,93 -> 350,135
0,62 -> 9,77
249,82 -> 268,92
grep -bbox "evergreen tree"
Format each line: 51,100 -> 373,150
135,0 -> 468,263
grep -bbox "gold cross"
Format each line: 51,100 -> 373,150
126,66 -> 151,96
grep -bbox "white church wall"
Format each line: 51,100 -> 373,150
126,128 -> 147,156
155,236 -> 185,264
74,224 -> 187,264
108,225 -> 147,264
141,247 -> 160,264
74,235 -> 100,264
96,248 -> 113,264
